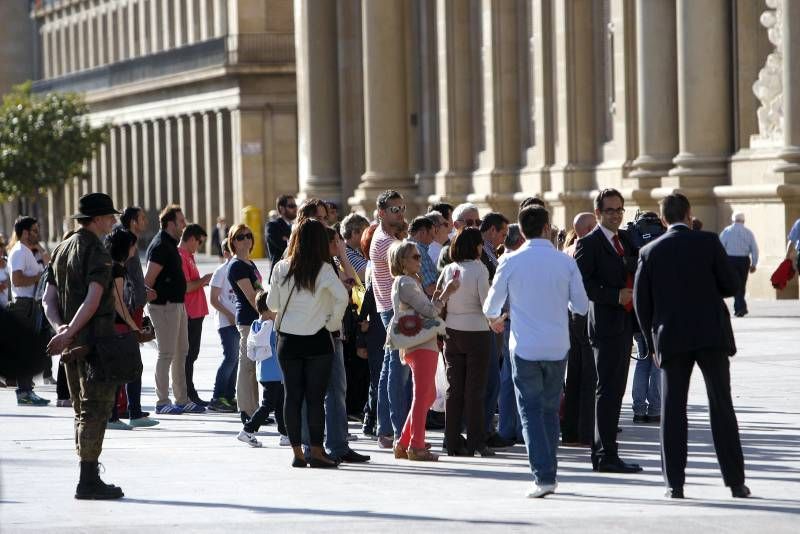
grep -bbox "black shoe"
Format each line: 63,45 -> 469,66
666,487 -> 684,499
731,484 -> 751,498
446,447 -> 472,457
425,410 -> 446,430
264,417 -> 275,426
190,396 -> 209,407
597,459 -> 643,473
208,399 -> 235,413
648,415 -> 661,424
292,457 -> 308,468
337,449 -> 371,463
473,445 -> 495,457
633,414 -> 649,424
486,433 -> 515,448
75,461 -> 124,500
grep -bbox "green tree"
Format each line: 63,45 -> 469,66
0,81 -> 108,211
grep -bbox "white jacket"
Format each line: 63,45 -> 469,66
247,319 -> 274,362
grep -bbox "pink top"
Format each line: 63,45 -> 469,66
369,224 -> 398,313
180,247 -> 209,319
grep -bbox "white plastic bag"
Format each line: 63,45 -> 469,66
432,351 -> 448,413
246,319 -> 274,362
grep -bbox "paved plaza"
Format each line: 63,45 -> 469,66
2,262 -> 799,532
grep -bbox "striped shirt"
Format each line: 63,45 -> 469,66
719,222 -> 759,267
346,244 -> 368,276
369,225 -> 398,313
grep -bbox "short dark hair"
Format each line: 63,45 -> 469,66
660,193 -> 691,224
429,202 -> 454,220
409,216 -> 434,235
298,198 -> 328,221
595,188 -> 624,211
326,200 -> 339,211
450,227 -> 483,262
181,223 -> 207,243
120,207 -> 142,229
14,216 -> 38,239
105,227 -> 138,264
159,204 -> 182,229
519,206 -> 550,239
479,212 -> 509,233
276,194 -> 295,210
376,190 -> 403,210
255,290 -> 270,314
519,197 -> 545,211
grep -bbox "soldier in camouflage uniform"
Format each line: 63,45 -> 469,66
42,193 -> 124,500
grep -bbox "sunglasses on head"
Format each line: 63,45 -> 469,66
235,233 -> 253,241
387,205 -> 406,214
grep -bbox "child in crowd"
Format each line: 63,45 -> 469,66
237,291 -> 287,447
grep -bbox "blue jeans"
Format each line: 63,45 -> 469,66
213,326 -> 240,400
512,355 -> 567,485
484,332 -> 501,435
632,333 -> 661,416
498,322 -> 522,441
379,310 -> 411,438
362,327 -> 385,430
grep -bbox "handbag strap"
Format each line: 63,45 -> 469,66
275,277 -> 297,334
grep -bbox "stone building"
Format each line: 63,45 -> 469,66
1,0 -> 798,299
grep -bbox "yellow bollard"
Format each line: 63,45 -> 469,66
241,205 -> 264,258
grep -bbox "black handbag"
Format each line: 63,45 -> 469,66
85,330 -> 143,384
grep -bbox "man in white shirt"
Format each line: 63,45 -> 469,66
484,206 -> 589,498
718,212 -> 759,317
8,216 -> 50,406
208,240 -> 240,413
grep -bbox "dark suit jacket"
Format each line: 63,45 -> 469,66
575,225 -> 639,343
633,225 -> 739,366
481,249 -> 497,282
265,218 -> 291,274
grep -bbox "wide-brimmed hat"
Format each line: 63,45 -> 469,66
71,193 -> 121,220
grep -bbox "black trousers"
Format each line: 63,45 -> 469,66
591,315 -> 633,465
278,351 -> 333,447
562,313 -> 597,444
728,256 -> 750,314
661,350 -> 745,489
185,317 -> 204,401
444,329 -> 492,453
245,380 -> 286,435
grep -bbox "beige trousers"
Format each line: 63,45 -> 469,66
236,325 -> 259,417
149,303 -> 190,406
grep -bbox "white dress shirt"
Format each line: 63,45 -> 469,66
719,222 -> 759,267
484,239 -> 589,361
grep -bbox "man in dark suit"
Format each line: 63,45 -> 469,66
633,193 -> 749,499
575,188 -> 642,473
265,194 -> 297,278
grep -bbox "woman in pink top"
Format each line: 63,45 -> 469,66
179,224 -> 212,407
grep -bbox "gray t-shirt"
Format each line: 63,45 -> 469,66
125,253 -> 147,309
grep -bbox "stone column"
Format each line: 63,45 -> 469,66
120,124 -> 132,207
202,111 -> 215,247
91,153 -> 100,193
174,0 -> 184,48
351,0 -> 414,213
59,20 -> 68,76
162,0 -> 172,50
186,0 -> 196,44
77,12 -> 86,71
294,0 -> 342,203
110,126 -> 120,206
213,0 -> 226,37
138,0 -> 149,55
68,9 -> 78,74
106,3 -> 116,64
230,108 -> 268,224
777,0 -> 800,170
127,0 -> 137,58
117,2 -> 127,61
131,122 -> 141,206
189,112 -> 205,228
87,11 -> 96,69
177,115 -> 189,212
165,117 -> 176,205
199,0 -> 210,41
216,110 -> 232,219
41,22 -> 52,78
100,137 -> 110,194
141,121 -> 152,212
153,118 -> 165,210
630,0 -> 678,183
434,0 -> 474,205
150,0 -> 161,52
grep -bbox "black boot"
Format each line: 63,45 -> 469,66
75,461 -> 124,500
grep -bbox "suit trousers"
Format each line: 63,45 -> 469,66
592,314 -> 633,464
563,313 -> 596,444
444,328 -> 492,453
728,256 -> 750,314
661,350 -> 745,489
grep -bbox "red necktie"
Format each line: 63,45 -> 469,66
612,235 -> 634,312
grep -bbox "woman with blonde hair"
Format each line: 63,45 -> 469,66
227,223 -> 263,424
388,240 -> 459,461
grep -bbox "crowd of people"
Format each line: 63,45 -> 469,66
1,185 -> 773,501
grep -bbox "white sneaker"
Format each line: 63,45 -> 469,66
279,435 -> 291,446
525,482 -> 557,498
237,430 -> 263,448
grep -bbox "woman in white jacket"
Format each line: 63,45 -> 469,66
268,219 -> 349,468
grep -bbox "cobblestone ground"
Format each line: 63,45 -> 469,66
2,260 -> 798,532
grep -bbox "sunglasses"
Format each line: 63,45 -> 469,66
387,205 -> 406,214
234,233 -> 254,241
460,218 -> 481,227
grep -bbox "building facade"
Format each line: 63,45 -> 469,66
1,0 -> 798,299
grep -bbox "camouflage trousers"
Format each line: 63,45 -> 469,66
64,357 -> 117,462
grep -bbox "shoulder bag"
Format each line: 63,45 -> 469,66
385,276 -> 447,351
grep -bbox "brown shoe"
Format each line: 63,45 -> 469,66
393,443 -> 408,459
408,447 -> 438,462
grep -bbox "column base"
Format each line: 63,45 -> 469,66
469,168 -> 520,215
518,166 -> 551,199
348,172 -> 417,217
630,154 -> 674,180
297,178 -> 345,206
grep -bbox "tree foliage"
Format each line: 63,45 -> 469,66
0,82 -> 108,201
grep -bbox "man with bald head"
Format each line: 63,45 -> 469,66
719,212 -> 758,317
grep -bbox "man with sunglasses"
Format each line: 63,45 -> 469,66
575,188 -> 642,474
266,195 -> 297,278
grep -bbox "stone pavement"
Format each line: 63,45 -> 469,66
2,268 -> 799,532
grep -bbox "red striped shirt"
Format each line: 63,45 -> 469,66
369,225 -> 398,313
